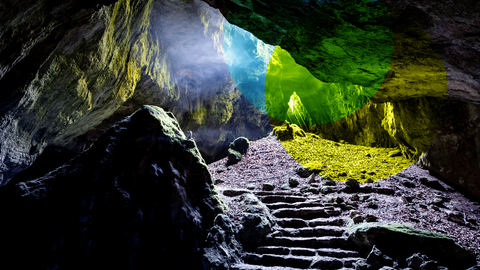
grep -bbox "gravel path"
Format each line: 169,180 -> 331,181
208,135 -> 480,262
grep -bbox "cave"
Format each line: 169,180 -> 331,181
0,0 -> 479,269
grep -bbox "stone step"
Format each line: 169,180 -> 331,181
254,191 -> 296,196
276,217 -> 345,228
242,253 -> 360,269
276,226 -> 345,237
231,264 -> 307,270
271,236 -> 350,249
255,246 -> 360,258
264,200 -> 335,210
271,207 -> 341,220
232,265 -> 354,270
258,195 -> 307,204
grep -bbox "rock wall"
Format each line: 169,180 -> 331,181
0,0 -> 271,186
0,105 -> 227,269
204,0 -> 480,198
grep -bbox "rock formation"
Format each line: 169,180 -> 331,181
348,223 -> 477,269
204,0 -> 480,198
0,105 -> 227,269
0,0 -> 271,186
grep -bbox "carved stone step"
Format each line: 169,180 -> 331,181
276,226 -> 345,237
255,246 -> 361,258
259,195 -> 307,204
231,264 -> 308,270
271,236 -> 350,249
276,217 -> 345,228
232,265 -> 355,270
242,253 -> 361,269
264,200 -> 333,210
271,207 -> 341,220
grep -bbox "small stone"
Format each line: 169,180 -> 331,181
300,186 -> 310,193
295,166 -> 313,177
447,211 -> 464,224
334,196 -> 344,204
223,189 -> 251,197
321,178 -> 337,186
350,194 -> 360,201
308,187 -> 319,194
214,178 -> 224,185
349,210 -> 360,218
346,179 -> 360,190
373,182 -> 380,187
366,245 -> 384,269
420,260 -> 438,270
289,177 -> 300,187
406,253 -> 427,269
401,179 -> 416,188
365,214 -> 377,222
401,196 -> 413,203
353,258 -> 373,270
227,148 -> 242,165
307,174 -> 317,184
310,183 -> 319,187
216,168 -> 225,173
353,215 -> 364,224
246,184 -> 255,190
321,186 -> 335,194
262,183 -> 275,191
281,183 -> 291,190
367,201 -> 378,209
431,205 -> 440,211
432,197 -> 445,207
359,195 -> 370,202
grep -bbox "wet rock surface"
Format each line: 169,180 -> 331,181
0,105 -> 226,269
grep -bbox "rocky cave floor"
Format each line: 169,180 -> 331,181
208,135 -> 480,262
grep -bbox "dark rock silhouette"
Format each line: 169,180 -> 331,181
0,105 -> 226,269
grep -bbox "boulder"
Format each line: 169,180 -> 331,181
347,223 -> 476,269
203,214 -> 243,270
295,166 -> 313,177
0,105 -> 227,269
227,148 -> 243,165
262,183 -> 275,191
237,193 -> 275,247
288,177 -> 300,187
229,137 -> 250,155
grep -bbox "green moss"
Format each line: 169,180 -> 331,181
276,130 -> 412,182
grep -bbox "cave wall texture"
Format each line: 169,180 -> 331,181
205,0 -> 480,198
0,0 -> 480,198
0,0 -> 271,186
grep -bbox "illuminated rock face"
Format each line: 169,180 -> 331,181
206,0 -> 480,195
0,0 -> 270,185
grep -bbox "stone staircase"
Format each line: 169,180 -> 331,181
232,191 -> 362,270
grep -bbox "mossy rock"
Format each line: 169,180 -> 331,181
347,222 -> 476,269
229,137 -> 250,155
227,148 -> 242,165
